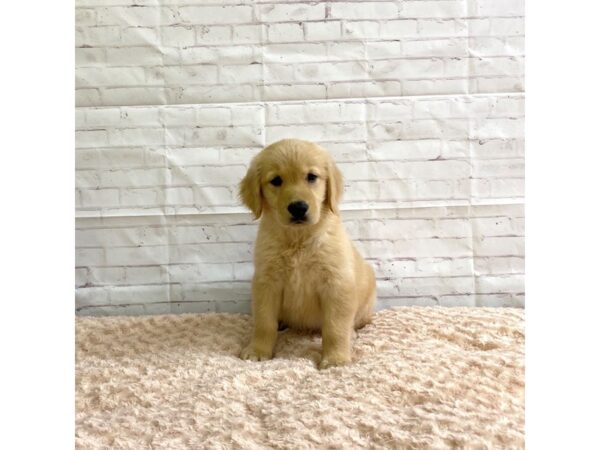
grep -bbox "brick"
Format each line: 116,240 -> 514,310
160,26 -> 195,47
476,76 -> 524,93
492,97 -> 525,116
399,276 -> 476,296
196,25 -> 232,44
366,41 -> 402,59
507,36 -> 525,54
371,58 -> 445,79
328,81 -> 402,99
174,166 -> 246,187
265,43 -> 328,64
84,226 -> 167,248
438,295 -> 476,307
267,101 -> 364,124
367,140 -> 441,161
79,188 -> 120,207
106,47 -> 163,66
474,236 -> 524,256
120,188 -> 161,207
490,18 -> 524,35
474,0 -> 524,17
106,246 -> 170,266
327,42 -> 365,60
342,21 -> 380,39
358,237 -> 473,258
220,64 -> 263,83
305,21 -> 342,41
268,23 -> 304,43
196,107 -> 232,126
167,85 -> 254,104
330,2 -> 398,19
171,243 -> 253,264
403,38 -> 468,57
101,87 -> 168,107
379,19 -> 418,38
167,263 -> 232,283
76,170 -> 101,189
417,258 -> 474,276
231,25 -> 264,44
77,67 -> 146,87
470,57 -> 524,77
476,275 -> 524,294
401,1 -> 466,19
82,108 -> 121,126
165,148 -> 220,167
78,304 -> 147,316
127,266 -> 167,284
472,217 -> 516,236
76,248 -> 105,266
88,267 -> 126,286
375,259 -> 418,278
179,6 -> 253,24
97,6 -> 161,26
108,128 -> 165,146
161,65 -> 218,84
488,178 -> 524,198
80,148 -> 147,169
178,46 -> 259,65
109,285 -> 172,304
76,8 -> 96,25
474,257 -> 524,275
99,168 -> 166,188
158,107 -> 195,126
76,130 -> 108,148
411,179 -> 470,200
257,3 -> 326,22
165,187 -> 194,205
403,78 -> 468,95
262,83 -> 327,101
465,19 -> 491,35
76,89 -> 101,107
76,26 -> 121,46
75,48 -> 106,67
472,159 -> 524,179
75,268 -> 88,288
120,27 -> 160,46
76,287 -> 109,309
267,123 -> 365,142
417,19 -> 460,37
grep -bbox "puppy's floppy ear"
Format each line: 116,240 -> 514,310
239,159 -> 263,219
325,157 -> 344,215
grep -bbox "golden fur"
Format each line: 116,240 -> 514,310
238,139 -> 376,369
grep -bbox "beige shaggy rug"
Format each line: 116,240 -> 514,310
76,307 -> 524,449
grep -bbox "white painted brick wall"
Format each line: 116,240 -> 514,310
75,0 -> 524,315
75,0 -> 524,106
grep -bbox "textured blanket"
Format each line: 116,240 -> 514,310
76,307 -> 524,449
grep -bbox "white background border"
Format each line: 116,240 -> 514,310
1,1 -> 600,447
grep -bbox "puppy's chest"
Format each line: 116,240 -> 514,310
278,248 -> 323,312
280,249 -> 321,292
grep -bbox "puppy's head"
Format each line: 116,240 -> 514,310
239,139 -> 343,227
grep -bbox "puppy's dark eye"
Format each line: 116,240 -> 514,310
307,173 -> 318,183
270,176 -> 282,187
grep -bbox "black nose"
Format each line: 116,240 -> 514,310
288,201 -> 309,219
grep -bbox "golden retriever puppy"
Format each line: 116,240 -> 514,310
238,139 -> 376,369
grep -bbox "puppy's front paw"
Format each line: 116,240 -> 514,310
319,354 -> 351,370
240,344 -> 273,362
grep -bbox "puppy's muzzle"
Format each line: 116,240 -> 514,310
288,201 -> 309,223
